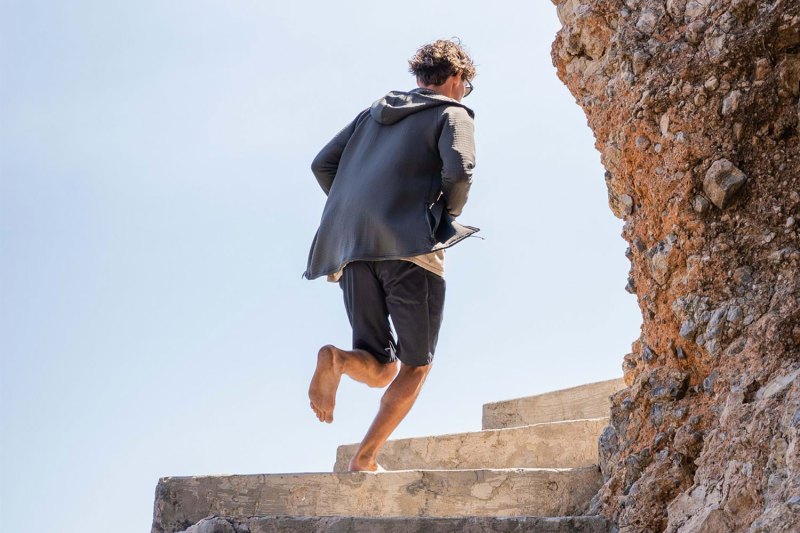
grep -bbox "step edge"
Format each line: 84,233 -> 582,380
158,465 -> 601,482
481,377 -> 625,408
188,513 -> 609,520
335,416 -> 610,452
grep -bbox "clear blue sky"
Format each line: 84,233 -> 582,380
0,1 -> 641,532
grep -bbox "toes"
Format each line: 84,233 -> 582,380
309,399 -> 335,423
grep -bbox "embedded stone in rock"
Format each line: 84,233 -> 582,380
659,113 -> 670,136
692,195 -> 710,213
755,367 -> 800,401
702,158 -> 748,209
726,305 -> 743,324
666,0 -> 687,21
777,55 -> 800,97
694,91 -> 708,106
704,308 -> 727,342
598,424 -> 618,478
635,136 -> 651,150
633,51 -> 650,75
650,241 -> 673,287
703,370 -> 718,393
721,90 -> 741,115
620,194 -> 634,215
755,58 -> 771,81
642,345 -> 657,362
636,10 -> 660,35
673,423 -> 703,460
625,275 -> 636,294
685,0 -> 709,20
733,266 -> 753,284
686,21 -> 706,45
679,320 -> 697,340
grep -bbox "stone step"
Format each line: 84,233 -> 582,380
152,467 -> 602,533
333,418 -> 609,472
177,514 -> 611,532
482,378 -> 626,430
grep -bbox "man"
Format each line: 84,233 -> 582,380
303,39 -> 478,472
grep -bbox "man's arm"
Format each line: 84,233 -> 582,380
437,106 -> 476,217
310,109 -> 369,195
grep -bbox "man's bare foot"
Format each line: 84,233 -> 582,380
309,345 -> 344,423
348,454 -> 384,472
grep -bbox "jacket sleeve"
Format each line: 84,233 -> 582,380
310,109 -> 368,195
437,106 -> 476,217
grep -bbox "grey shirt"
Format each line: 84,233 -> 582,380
303,87 -> 478,280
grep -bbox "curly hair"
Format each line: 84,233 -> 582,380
408,38 -> 476,86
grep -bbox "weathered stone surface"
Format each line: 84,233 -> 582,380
152,467 -> 603,533
334,417 -> 609,471
551,0 -> 800,530
755,367 -> 800,401
702,158 -> 748,209
177,515 -> 611,533
482,378 -> 625,429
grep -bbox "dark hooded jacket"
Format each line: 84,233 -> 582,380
303,87 -> 478,280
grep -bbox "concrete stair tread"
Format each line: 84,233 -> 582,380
334,417 -> 609,471
152,467 -> 602,533
153,379 -> 624,533
482,378 -> 625,429
178,514 -> 611,532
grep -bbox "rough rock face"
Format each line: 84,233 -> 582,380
550,0 -> 800,531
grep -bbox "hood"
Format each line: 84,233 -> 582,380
369,87 -> 475,125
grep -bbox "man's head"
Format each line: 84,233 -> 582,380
408,38 -> 476,102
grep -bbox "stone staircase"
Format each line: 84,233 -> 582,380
151,377 -> 625,533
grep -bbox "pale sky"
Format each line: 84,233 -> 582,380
0,1 -> 642,532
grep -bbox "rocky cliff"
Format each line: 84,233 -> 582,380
549,0 -> 800,531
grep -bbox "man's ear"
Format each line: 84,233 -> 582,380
450,74 -> 463,90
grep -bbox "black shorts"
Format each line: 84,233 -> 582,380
339,260 -> 446,367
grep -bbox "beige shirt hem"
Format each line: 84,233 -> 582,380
326,250 -> 445,283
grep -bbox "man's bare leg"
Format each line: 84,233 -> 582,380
309,344 -> 399,423
348,363 -> 432,471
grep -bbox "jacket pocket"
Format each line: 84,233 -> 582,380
427,199 -> 444,240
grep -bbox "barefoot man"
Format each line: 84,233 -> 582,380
303,39 -> 478,472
